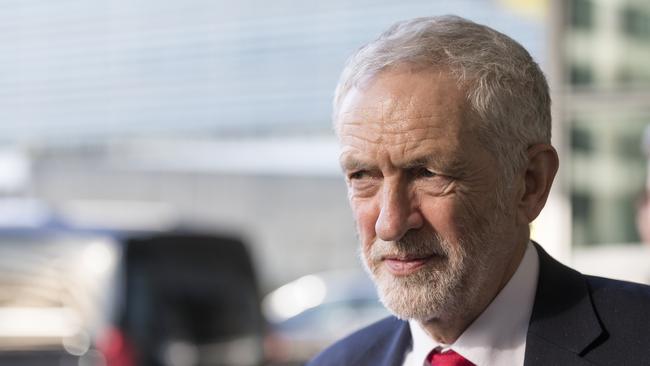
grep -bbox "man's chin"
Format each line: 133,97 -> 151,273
376,285 -> 443,322
369,264 -> 466,322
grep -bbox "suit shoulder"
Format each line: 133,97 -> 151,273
307,316 -> 406,366
586,275 -> 650,304
587,276 -> 650,345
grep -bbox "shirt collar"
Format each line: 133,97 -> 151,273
408,241 -> 539,366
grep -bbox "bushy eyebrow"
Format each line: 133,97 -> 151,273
403,156 -> 437,169
339,153 -> 464,173
339,155 -> 376,172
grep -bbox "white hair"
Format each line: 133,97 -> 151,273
333,15 -> 551,183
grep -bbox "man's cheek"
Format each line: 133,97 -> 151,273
351,201 -> 379,244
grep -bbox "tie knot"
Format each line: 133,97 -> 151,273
427,349 -> 475,366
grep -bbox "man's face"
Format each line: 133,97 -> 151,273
337,68 -> 520,322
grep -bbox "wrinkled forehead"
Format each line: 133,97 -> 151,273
337,107 -> 456,151
334,68 -> 476,142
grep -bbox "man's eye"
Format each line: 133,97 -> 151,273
349,171 -> 368,180
413,168 -> 437,178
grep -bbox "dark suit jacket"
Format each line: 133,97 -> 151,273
307,244 -> 650,365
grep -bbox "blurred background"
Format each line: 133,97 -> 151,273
1,0 -> 649,365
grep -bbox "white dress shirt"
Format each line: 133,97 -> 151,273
402,241 -> 539,366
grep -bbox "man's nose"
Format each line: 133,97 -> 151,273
375,181 -> 423,241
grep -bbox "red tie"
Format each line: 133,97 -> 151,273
427,349 -> 475,366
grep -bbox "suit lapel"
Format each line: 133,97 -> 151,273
359,317 -> 411,366
524,243 -> 603,366
381,320 -> 412,366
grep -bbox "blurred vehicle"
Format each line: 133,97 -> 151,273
0,199 -> 264,366
262,270 -> 388,365
114,233 -> 264,366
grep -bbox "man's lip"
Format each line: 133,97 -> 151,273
382,254 -> 431,261
382,255 -> 435,275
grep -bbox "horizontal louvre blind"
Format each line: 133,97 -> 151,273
0,0 -> 543,143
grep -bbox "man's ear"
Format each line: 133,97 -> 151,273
517,144 -> 559,224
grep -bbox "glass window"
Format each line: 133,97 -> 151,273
569,110 -> 649,246
621,6 -> 650,39
569,0 -> 594,30
569,64 -> 594,86
570,125 -> 594,152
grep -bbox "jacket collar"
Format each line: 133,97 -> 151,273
524,243 -> 603,365
358,317 -> 411,366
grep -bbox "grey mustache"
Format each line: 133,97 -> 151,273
370,235 -> 447,260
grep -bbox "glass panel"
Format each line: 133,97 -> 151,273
569,109 -> 649,246
569,0 -> 594,30
565,0 -> 650,90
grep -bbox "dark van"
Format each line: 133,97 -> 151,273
115,233 -> 264,366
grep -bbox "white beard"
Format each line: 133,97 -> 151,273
361,224 -> 495,322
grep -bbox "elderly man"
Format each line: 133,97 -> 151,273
309,15 -> 650,366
